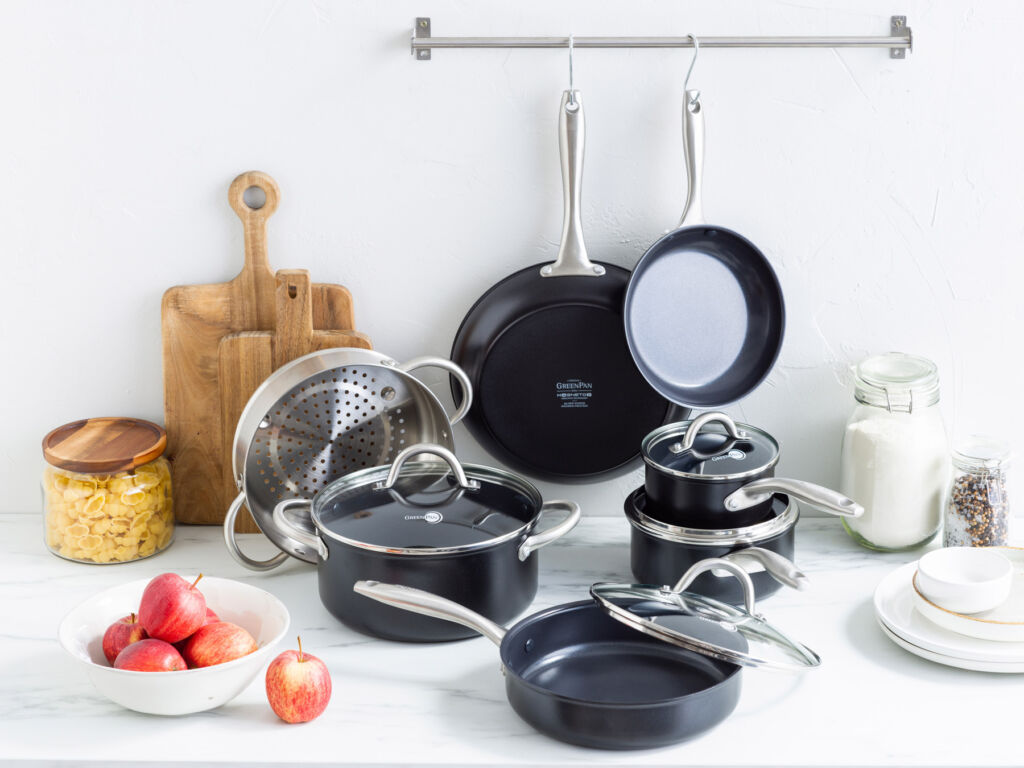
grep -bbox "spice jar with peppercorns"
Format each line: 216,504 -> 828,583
943,436 -> 1011,548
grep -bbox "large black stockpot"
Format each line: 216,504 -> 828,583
267,444 -> 580,642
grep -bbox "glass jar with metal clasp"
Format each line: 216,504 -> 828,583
840,353 -> 948,551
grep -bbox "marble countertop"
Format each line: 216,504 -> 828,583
2,509 -> 1021,767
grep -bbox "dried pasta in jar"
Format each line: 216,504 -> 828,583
41,418 -> 174,564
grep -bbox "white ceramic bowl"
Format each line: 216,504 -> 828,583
916,547 -> 1013,614
58,576 -> 290,715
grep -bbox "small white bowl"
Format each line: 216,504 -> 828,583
916,548 -> 1013,614
58,576 -> 289,715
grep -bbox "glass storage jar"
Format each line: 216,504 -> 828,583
41,417 -> 174,563
944,436 -> 1011,547
840,353 -> 948,551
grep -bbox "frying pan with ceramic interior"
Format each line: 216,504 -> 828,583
624,90 -> 785,409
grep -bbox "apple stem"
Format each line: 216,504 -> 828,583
297,635 -> 304,663
130,612 -> 136,623
191,573 -> 204,589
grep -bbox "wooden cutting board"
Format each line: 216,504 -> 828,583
163,171 -> 368,526
219,270 -> 372,532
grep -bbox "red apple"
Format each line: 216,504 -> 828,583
138,573 -> 207,643
113,638 -> 187,672
102,612 -> 148,665
266,637 -> 331,723
180,621 -> 257,668
172,608 -> 220,655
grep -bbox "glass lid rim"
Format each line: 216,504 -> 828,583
589,581 -> 821,672
308,460 -> 543,555
641,421 -> 779,479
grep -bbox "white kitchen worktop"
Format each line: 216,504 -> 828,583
2,509 -> 1020,767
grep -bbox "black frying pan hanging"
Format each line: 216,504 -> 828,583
624,90 -> 785,408
451,91 -> 680,480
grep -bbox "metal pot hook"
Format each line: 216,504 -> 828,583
684,34 -> 700,109
567,34 -> 577,108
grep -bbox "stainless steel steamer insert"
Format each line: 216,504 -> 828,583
223,348 -> 473,570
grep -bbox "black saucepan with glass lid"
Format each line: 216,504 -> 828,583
265,444 -> 580,642
355,557 -> 818,750
642,412 -> 863,528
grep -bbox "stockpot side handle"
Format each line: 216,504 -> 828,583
398,356 -> 473,426
722,548 -> 808,591
223,491 -> 290,571
724,478 -> 864,518
669,411 -> 745,455
353,580 -> 507,647
375,443 -> 480,492
672,557 -> 757,616
517,500 -> 582,562
271,498 -> 329,561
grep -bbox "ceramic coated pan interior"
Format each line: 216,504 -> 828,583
624,91 -> 784,408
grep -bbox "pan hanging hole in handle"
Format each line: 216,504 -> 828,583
243,185 -> 267,210
288,283 -> 298,299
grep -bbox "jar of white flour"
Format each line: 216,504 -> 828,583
840,353 -> 948,551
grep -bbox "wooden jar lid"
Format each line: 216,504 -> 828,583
42,417 -> 167,473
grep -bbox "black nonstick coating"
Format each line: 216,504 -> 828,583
451,264 -> 680,480
500,601 -> 742,749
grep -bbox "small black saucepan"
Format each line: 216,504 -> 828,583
642,412 -> 863,528
266,444 -> 580,642
355,558 -> 819,750
627,486 -> 802,604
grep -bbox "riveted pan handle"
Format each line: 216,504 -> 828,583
375,443 -> 480,492
669,411 -> 746,455
679,89 -> 705,227
354,580 -> 507,647
724,478 -> 864,518
540,91 -> 604,279
223,491 -> 290,571
398,356 -> 473,426
518,500 -> 581,561
672,557 -> 756,616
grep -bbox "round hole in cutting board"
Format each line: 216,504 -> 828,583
243,186 -> 267,209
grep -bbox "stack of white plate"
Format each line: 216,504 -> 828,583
873,549 -> 1024,673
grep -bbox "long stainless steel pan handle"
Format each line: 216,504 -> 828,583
679,89 -> 705,227
398,356 -> 473,426
223,491 -> 290,571
722,548 -> 808,590
724,478 -> 864,518
541,90 -> 604,278
354,580 -> 507,646
517,500 -> 581,561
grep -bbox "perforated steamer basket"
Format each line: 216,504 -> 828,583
224,348 -> 472,570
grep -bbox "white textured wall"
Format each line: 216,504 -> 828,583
4,1 -> 1021,516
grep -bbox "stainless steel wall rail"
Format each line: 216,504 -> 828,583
411,16 -> 912,61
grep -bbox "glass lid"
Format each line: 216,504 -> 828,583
642,412 -> 779,480
313,445 -> 542,553
590,557 -> 820,671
